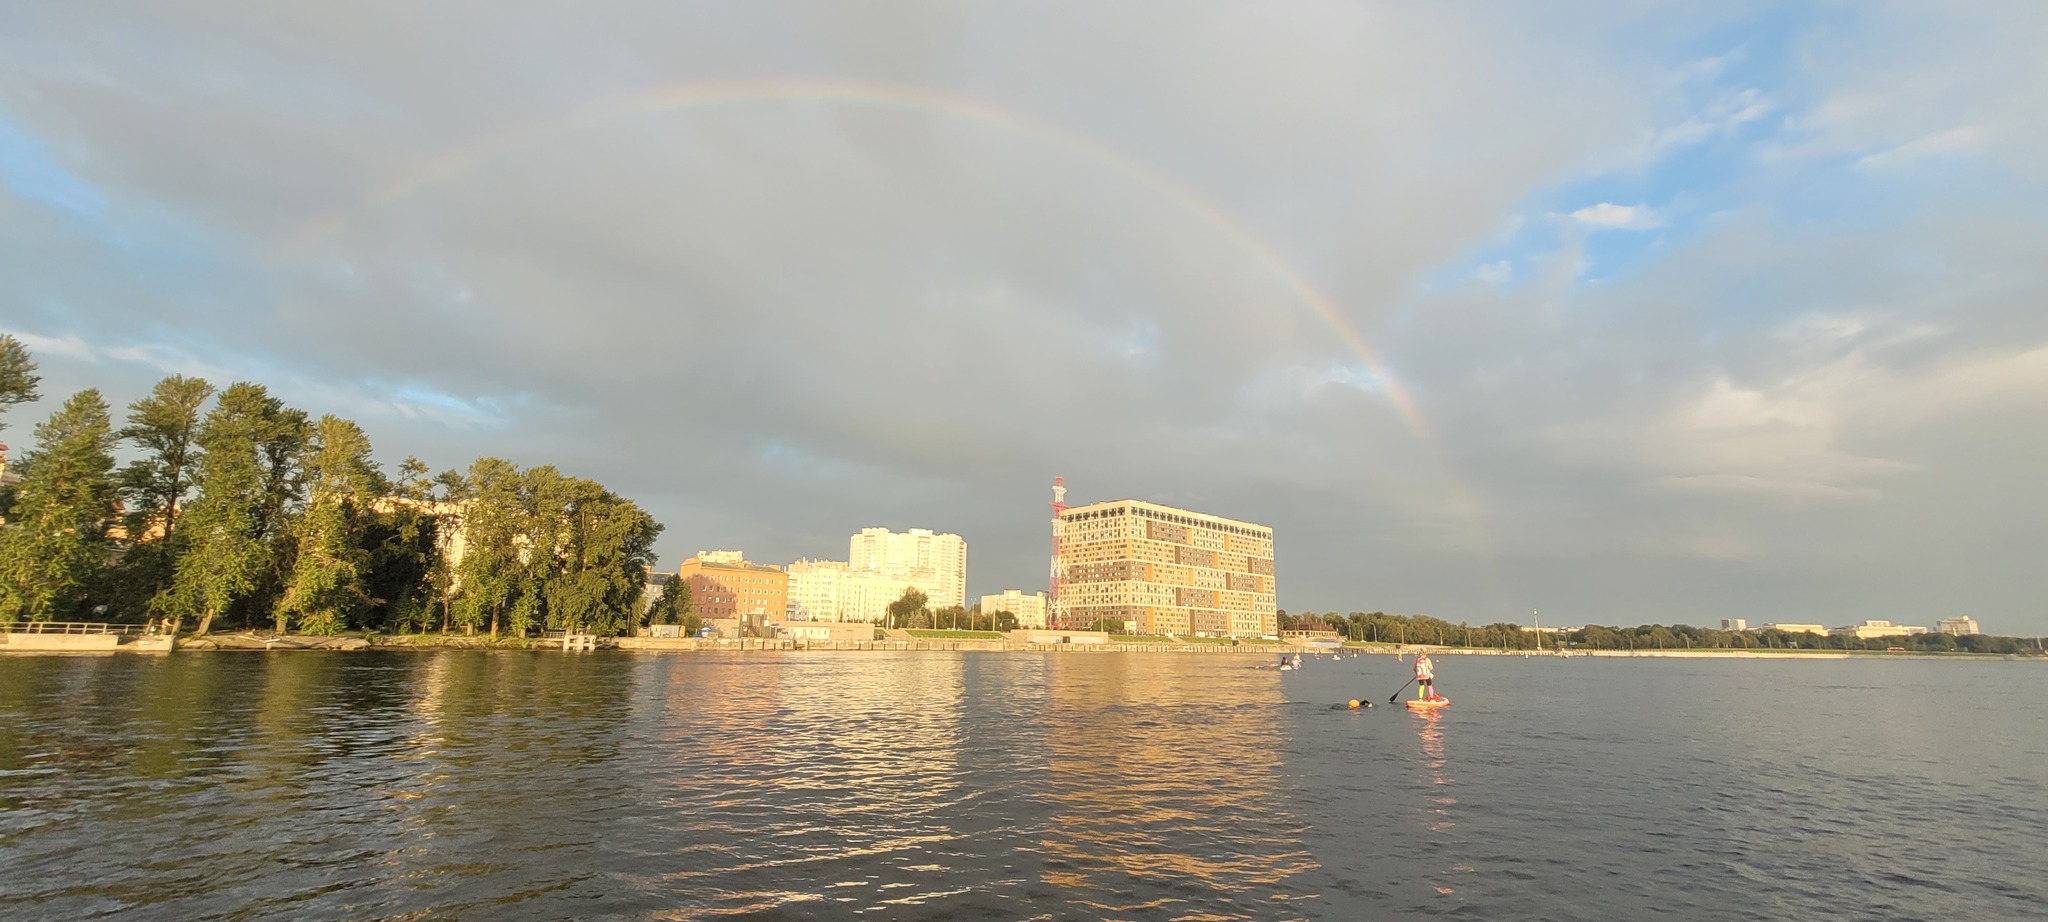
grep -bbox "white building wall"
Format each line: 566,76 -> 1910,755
979,590 -> 1048,629
785,559 -> 846,621
847,527 -> 967,609
786,557 -> 920,623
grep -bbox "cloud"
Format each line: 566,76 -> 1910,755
1646,87 -> 1774,154
2,2 -> 2045,630
1,327 -> 97,362
1854,124 -> 1985,171
1568,202 -> 1662,230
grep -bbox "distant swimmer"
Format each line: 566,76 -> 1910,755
1414,652 -> 1439,701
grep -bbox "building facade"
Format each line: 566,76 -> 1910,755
848,527 -> 967,609
1763,623 -> 1828,635
1720,619 -> 1748,631
1055,500 -> 1276,637
785,558 -> 911,623
978,590 -> 1049,629
678,550 -> 789,621
1938,615 -> 1981,636
1830,619 -> 1929,639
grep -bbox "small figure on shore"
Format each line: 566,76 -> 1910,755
1414,652 -> 1438,701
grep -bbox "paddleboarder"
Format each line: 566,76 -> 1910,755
1414,652 -> 1438,701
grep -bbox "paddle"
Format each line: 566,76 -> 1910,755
1387,677 -> 1415,704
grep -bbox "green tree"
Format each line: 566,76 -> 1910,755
539,473 -> 662,636
452,457 -> 520,635
993,610 -> 1019,632
422,468 -> 469,633
0,390 -> 119,621
168,384 -> 281,635
361,457 -> 441,633
648,574 -> 693,626
277,416 -> 380,634
0,333 -> 40,430
108,375 -> 215,614
243,403 -> 310,629
886,587 -> 928,630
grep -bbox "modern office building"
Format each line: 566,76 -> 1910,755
785,558 -> 910,623
1938,615 -> 1981,636
978,590 -> 1049,629
678,550 -> 789,621
1055,499 -> 1276,637
848,527 -> 967,609
1830,619 -> 1929,640
1720,619 -> 1748,631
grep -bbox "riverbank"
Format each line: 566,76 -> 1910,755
10,629 -> 2031,660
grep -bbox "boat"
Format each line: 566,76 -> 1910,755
1405,697 -> 1450,710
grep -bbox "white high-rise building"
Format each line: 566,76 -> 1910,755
848,527 -> 967,609
786,558 -> 910,623
786,558 -> 850,621
979,590 -> 1048,629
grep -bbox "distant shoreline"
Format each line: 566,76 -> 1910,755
11,630 -> 2033,659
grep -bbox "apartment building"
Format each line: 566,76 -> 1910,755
1056,500 -> 1275,637
786,558 -> 912,623
848,527 -> 967,609
978,590 -> 1049,629
678,550 -> 789,620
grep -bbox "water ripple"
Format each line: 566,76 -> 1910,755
1,652 -> 2044,919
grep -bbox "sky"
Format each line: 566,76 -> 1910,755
2,2 -> 2044,633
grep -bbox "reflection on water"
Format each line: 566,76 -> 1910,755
1410,711 -> 1463,896
4,653 -> 2046,920
1039,655 -> 1317,918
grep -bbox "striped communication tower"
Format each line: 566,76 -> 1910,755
1048,476 -> 1067,628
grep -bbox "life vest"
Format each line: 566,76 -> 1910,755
1414,656 -> 1434,680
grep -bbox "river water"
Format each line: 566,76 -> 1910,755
1,651 -> 2042,920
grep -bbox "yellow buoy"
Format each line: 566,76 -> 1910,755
1347,699 -> 1361,709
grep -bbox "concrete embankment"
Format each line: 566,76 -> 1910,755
178,633 -> 370,651
1,631 -> 174,653
614,637 -> 1306,654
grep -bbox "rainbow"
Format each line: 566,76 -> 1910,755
296,77 -> 1471,507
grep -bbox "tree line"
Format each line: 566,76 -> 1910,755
0,335 -> 662,636
1278,610 -> 2043,655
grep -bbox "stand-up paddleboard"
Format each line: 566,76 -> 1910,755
1405,697 -> 1450,710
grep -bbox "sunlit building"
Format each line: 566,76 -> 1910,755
1055,499 -> 1275,637
1763,623 -> 1827,635
1938,615 -> 1981,636
978,590 -> 1049,629
678,550 -> 789,620
848,527 -> 967,609
785,558 -> 911,623
1830,619 -> 1929,640
1721,619 -> 1748,631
